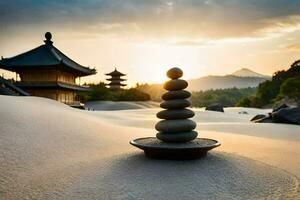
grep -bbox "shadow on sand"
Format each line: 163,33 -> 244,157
64,152 -> 299,200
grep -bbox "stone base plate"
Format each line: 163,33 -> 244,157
130,137 -> 221,160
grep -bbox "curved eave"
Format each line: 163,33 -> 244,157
0,62 -> 96,76
60,61 -> 96,76
0,44 -> 96,76
105,70 -> 126,76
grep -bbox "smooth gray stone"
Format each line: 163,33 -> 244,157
160,99 -> 191,109
253,116 -> 273,123
250,114 -> 267,122
205,104 -> 224,112
166,67 -> 183,79
156,131 -> 198,143
155,119 -> 196,132
272,103 -> 289,112
163,79 -> 188,91
272,107 -> 300,125
162,90 -> 191,100
157,109 -> 194,119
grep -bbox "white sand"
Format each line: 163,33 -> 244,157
84,101 -> 159,111
0,95 -> 299,199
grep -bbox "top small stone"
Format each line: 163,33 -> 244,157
167,67 -> 183,79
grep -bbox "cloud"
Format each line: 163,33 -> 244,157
286,44 -> 300,51
173,41 -> 207,46
1,0 -> 300,41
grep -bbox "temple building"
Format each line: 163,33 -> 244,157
105,68 -> 127,89
0,32 -> 96,105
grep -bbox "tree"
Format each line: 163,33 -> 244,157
247,60 -> 300,107
279,77 -> 300,103
236,97 -> 251,107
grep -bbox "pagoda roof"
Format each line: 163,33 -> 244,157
105,68 -> 126,76
107,82 -> 127,86
106,78 -> 126,81
0,32 -> 96,76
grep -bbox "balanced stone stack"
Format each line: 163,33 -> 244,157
155,68 -> 198,142
130,67 -> 220,159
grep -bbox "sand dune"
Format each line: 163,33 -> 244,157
0,95 -> 299,199
84,101 -> 159,111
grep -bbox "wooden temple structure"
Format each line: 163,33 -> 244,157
0,32 -> 96,105
105,68 -> 127,89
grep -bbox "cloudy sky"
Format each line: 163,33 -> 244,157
1,0 -> 300,85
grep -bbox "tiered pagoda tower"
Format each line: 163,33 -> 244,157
105,68 -> 127,89
0,32 -> 96,105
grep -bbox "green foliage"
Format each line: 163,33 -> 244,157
77,82 -> 150,102
190,87 -> 257,107
279,77 -> 300,102
236,97 -> 252,107
247,60 -> 300,107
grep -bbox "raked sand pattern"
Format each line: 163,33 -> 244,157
0,95 -> 299,199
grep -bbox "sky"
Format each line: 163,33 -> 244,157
0,0 -> 300,86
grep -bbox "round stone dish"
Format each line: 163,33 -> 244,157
130,137 -> 221,160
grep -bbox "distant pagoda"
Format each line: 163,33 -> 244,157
0,32 -> 96,105
105,68 -> 127,89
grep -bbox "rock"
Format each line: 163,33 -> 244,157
272,107 -> 300,125
131,67 -> 221,159
157,109 -> 194,119
250,114 -> 267,122
156,131 -> 198,143
163,79 -> 188,91
166,67 -> 183,79
272,103 -> 289,112
162,90 -> 191,100
205,104 -> 224,112
155,119 -> 197,132
238,111 -> 248,114
160,99 -> 191,109
253,116 -> 273,123
155,67 -> 198,143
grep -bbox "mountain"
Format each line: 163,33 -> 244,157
187,68 -> 271,91
231,68 -> 270,78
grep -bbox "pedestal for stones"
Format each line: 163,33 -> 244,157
130,68 -> 220,160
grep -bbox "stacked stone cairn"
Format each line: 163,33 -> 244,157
155,67 -> 198,142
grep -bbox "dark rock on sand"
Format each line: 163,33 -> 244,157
162,90 -> 191,100
155,119 -> 197,132
156,131 -> 198,143
250,114 -> 267,122
160,99 -> 191,109
167,67 -> 183,79
272,103 -> 289,112
157,109 -> 195,119
253,116 -> 273,123
205,104 -> 224,112
272,107 -> 300,125
164,79 -> 188,91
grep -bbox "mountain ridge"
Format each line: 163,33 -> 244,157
187,68 -> 270,91
230,68 -> 270,78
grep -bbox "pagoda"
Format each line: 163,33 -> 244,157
105,68 -> 127,89
0,32 -> 96,105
